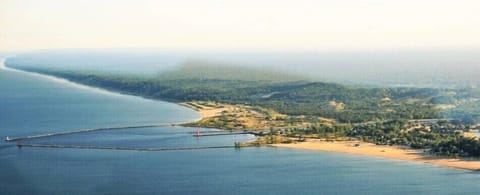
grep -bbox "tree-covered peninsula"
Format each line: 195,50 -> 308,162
5,60 -> 480,157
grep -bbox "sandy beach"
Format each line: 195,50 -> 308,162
194,106 -> 228,118
179,101 -> 480,171
179,102 -> 228,119
273,140 -> 480,171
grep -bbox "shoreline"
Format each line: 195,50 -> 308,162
174,101 -> 480,171
273,140 -> 480,171
1,59 -> 125,98
5,59 -> 480,171
178,102 -> 228,119
1,59 -> 203,125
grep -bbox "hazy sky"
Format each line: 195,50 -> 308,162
1,0 -> 480,51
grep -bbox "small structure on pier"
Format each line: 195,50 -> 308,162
194,129 -> 201,137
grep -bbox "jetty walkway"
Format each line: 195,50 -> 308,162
16,143 -> 241,151
4,124 -> 174,142
194,132 -> 251,137
4,125 -> 264,152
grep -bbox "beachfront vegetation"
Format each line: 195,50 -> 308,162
5,61 -> 480,157
8,62 -> 479,124
345,119 -> 480,157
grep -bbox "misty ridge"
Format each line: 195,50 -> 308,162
7,48 -> 480,88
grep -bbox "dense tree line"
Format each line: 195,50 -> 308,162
344,120 -> 480,157
8,63 -> 480,157
6,63 -> 479,124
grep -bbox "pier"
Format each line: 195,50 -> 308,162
190,130 -> 269,137
193,132 -> 251,137
16,143 -> 245,151
4,124 -> 175,142
5,125 -> 263,152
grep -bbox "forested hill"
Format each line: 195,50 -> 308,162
155,61 -> 308,82
5,59 -> 480,124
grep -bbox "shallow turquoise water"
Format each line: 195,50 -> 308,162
1,63 -> 479,194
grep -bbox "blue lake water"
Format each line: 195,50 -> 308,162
1,60 -> 480,194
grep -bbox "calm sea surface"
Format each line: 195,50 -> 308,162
1,61 -> 479,194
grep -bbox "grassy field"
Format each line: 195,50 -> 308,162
181,101 -> 334,131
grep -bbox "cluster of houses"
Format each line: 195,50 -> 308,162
406,119 -> 479,137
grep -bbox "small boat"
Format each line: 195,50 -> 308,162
5,136 -> 11,141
